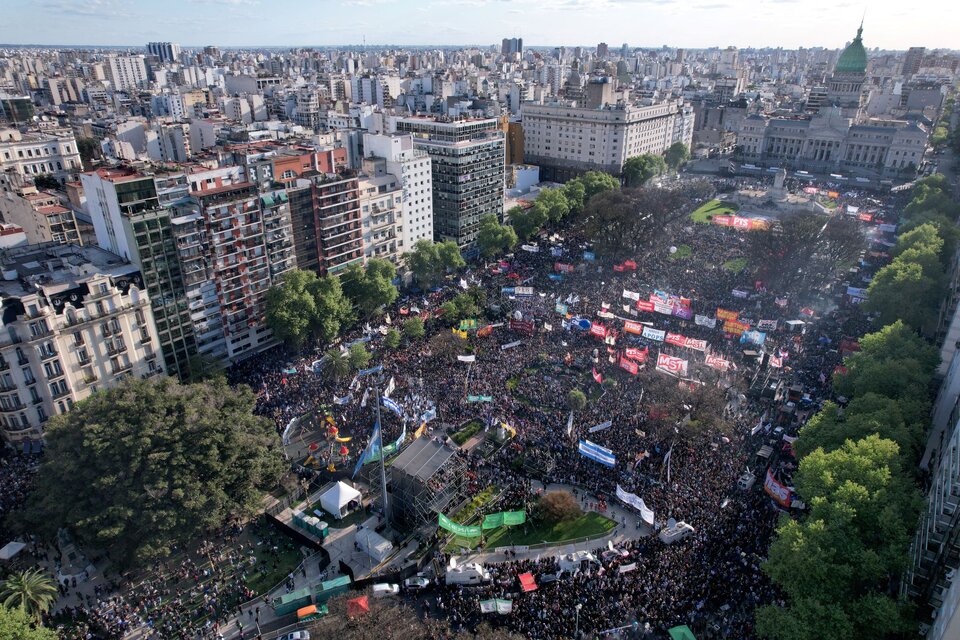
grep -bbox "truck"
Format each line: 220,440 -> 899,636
445,561 -> 491,585
658,521 -> 696,545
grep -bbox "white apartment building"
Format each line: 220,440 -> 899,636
362,132 -> 434,256
0,128 -> 83,182
0,243 -> 165,445
357,174 -> 402,264
150,93 -> 187,120
521,99 -> 694,181
105,55 -> 148,92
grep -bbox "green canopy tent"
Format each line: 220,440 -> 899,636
668,625 -> 697,640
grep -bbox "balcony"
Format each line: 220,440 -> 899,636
111,363 -> 133,375
0,381 -> 18,393
139,331 -> 152,344
52,388 -> 71,400
107,343 -> 128,357
0,401 -> 26,413
0,360 -> 9,372
39,349 -> 58,361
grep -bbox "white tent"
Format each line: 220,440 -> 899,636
319,481 -> 362,520
0,541 -> 26,561
355,528 -> 393,563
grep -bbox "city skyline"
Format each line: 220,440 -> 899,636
1,0 -> 957,51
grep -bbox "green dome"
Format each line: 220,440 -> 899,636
835,25 -> 867,74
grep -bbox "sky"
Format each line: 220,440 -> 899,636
0,0 -> 956,51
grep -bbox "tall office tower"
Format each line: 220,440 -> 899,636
597,42 -> 609,59
146,42 -> 182,63
104,54 -> 148,91
80,167 -> 198,379
0,242 -> 165,446
903,47 -> 925,78
394,117 -> 504,252
501,38 -> 523,56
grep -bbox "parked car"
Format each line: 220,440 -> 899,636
279,632 -> 311,640
403,575 -> 431,590
372,583 -> 400,598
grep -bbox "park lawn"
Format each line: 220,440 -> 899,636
245,542 -> 306,596
452,420 -> 484,446
443,486 -> 501,551
690,199 -> 738,223
723,257 -> 749,273
483,511 -> 617,548
669,244 -> 692,260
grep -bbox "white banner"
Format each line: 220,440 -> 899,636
656,353 -> 689,378
622,289 -> 641,301
694,314 -> 717,329
642,326 -> 665,342
757,319 -> 778,331
457,355 -> 477,363
384,376 -> 396,398
588,420 -> 612,433
619,563 -> 638,574
480,600 -> 497,614
501,340 -> 522,351
654,302 -> 674,315
616,484 -> 655,526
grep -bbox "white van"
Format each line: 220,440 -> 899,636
658,521 -> 696,544
371,583 -> 399,598
445,563 -> 491,585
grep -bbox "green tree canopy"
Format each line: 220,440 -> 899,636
265,270 -> 354,348
340,259 -> 399,319
890,222 -> 943,259
404,240 -> 465,289
566,389 -> 587,411
561,179 -> 587,217
579,170 -> 620,199
348,343 -> 372,370
622,154 -> 666,187
0,605 -> 57,640
402,317 -> 425,340
324,348 -> 351,380
900,212 -> 960,266
509,203 -> 549,240
664,142 -> 690,171
24,377 -> 284,567
536,188 -> 571,223
476,215 -> 518,258
383,328 -> 401,349
439,292 -> 482,326
0,569 -> 57,622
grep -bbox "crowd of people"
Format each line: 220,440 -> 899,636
0,174 -> 909,640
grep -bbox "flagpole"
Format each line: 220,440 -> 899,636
374,385 -> 390,525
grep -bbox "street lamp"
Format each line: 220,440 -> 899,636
575,603 -> 583,639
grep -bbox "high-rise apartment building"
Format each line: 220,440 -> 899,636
146,42 -> 182,63
597,42 -> 609,59
80,167 -> 198,379
357,174 -> 402,264
0,242 -> 165,445
394,117 -> 504,251
903,47 -> 926,78
105,55 -> 148,91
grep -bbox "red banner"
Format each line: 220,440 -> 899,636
554,262 -> 574,273
623,260 -> 637,271
705,354 -> 730,371
655,353 -> 688,378
716,308 -> 739,322
623,320 -> 644,334
624,347 -> 648,363
764,469 -> 792,507
613,264 -> 625,272
509,319 -> 535,334
589,323 -> 607,338
635,300 -> 655,313
619,357 -> 639,375
723,320 -> 750,335
665,332 -> 686,348
477,325 -> 493,337
592,368 -> 603,384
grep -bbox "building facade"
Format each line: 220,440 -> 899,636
0,128 -> 83,183
394,117 -> 504,250
0,187 -> 83,246
521,99 -> 694,181
0,243 -> 164,445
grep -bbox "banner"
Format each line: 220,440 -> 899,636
467,395 -> 494,403
723,320 -> 749,336
357,365 -> 383,377
769,355 -> 783,368
548,274 -> 563,282
654,302 -> 674,316
618,355 -> 639,374
757,319 -> 778,331
775,297 -> 788,307
551,247 -> 563,257
554,262 -> 574,274
716,308 -> 739,322
514,286 -> 534,296
509,319 -> 535,334
764,468 -> 792,508
555,302 -> 568,315
624,320 -> 643,335
589,323 -> 607,338
420,408 -> 437,423
624,347 -> 648,362
352,423 -> 380,479
732,289 -> 750,299
694,314 -> 716,329
382,397 -> 403,416
501,340 -> 522,351
683,337 -> 708,352
705,354 -> 730,371
583,251 -> 596,262
482,510 -> 526,529
496,599 -> 513,614
452,328 -> 468,340
520,244 -> 539,253
579,439 -> 616,467
846,286 -> 868,299
334,393 -> 353,405
619,563 -> 638,574
592,368 -> 603,384
740,330 -> 767,346
567,410 -> 575,436
365,425 -> 406,464
656,353 -> 689,378
672,306 -> 693,320
482,512 -> 503,529
636,300 -> 655,313
457,355 -> 477,363
622,289 -> 640,301
665,333 -> 686,348
642,326 -> 666,342
384,376 -> 396,398
438,513 -> 482,537
459,319 -> 478,331
616,485 -> 655,526
480,600 -> 497,614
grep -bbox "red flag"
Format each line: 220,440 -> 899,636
624,347 -> 648,363
619,356 -> 639,375
592,368 -> 603,384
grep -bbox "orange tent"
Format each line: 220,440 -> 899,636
347,595 -> 370,617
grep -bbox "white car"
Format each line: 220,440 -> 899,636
372,583 -> 400,598
403,576 -> 431,590
279,632 -> 310,640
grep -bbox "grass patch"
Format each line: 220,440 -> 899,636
246,542 -> 305,596
444,486 -> 500,551
484,511 -> 617,548
452,420 -> 484,446
722,257 -> 748,273
669,244 -> 692,260
506,376 -> 520,391
690,198 -> 738,224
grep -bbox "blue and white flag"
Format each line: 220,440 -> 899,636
357,365 -> 383,377
352,423 -> 380,479
334,393 -> 353,405
382,397 -> 403,417
578,439 -> 616,468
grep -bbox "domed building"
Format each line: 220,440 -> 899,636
826,24 -> 869,120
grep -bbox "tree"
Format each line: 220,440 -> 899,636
900,212 -> 960,267
383,329 -> 401,349
509,203 -> 549,240
622,154 -> 666,187
340,259 -> 398,319
439,292 -> 481,326
265,270 -> 353,349
324,348 -> 351,380
0,605 -> 57,640
404,240 -> 464,289
864,247 -> 945,333
664,142 -> 690,171
536,188 -> 571,223
566,389 -> 587,411
349,343 -> 371,370
890,222 -> 943,259
536,491 -> 583,524
562,179 -> 587,217
579,170 -> 620,199
76,137 -> 98,169
32,175 -> 59,190
0,569 -> 57,622
476,215 -> 518,258
24,377 -> 284,567
402,317 -> 425,340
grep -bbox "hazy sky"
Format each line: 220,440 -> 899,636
1,0 -> 956,50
